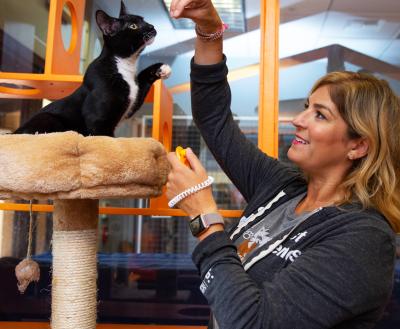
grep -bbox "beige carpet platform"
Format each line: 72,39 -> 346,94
0,131 -> 169,200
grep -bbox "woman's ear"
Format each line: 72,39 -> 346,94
348,138 -> 369,160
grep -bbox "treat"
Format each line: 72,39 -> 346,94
175,146 -> 190,167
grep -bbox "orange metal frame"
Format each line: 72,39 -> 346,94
258,0 -> 280,156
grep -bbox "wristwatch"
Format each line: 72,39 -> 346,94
189,213 -> 224,237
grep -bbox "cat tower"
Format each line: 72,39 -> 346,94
0,131 -> 170,329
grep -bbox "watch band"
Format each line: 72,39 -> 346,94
201,213 -> 224,226
189,213 -> 224,237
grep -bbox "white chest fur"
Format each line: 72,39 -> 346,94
115,55 -> 139,118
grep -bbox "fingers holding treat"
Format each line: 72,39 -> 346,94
176,146 -> 191,167
166,147 -> 217,216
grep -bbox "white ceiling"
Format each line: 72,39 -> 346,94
279,0 -> 400,63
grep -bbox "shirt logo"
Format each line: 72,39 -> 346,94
237,226 -> 272,261
200,268 -> 215,294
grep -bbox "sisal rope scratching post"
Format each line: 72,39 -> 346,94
52,199 -> 99,329
0,131 -> 170,329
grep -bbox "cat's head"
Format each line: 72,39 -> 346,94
95,1 -> 156,58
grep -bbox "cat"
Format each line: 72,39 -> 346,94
14,0 -> 171,136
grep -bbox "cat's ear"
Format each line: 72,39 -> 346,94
119,1 -> 128,17
96,10 -> 121,36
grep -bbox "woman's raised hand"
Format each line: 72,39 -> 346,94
169,0 -> 222,32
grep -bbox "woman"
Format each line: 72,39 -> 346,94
166,1 -> 400,328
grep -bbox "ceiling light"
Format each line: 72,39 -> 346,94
161,0 -> 246,32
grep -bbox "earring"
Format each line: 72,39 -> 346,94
348,153 -> 354,160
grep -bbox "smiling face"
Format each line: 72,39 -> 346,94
287,85 -> 358,178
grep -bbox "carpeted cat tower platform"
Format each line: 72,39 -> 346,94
0,131 -> 170,329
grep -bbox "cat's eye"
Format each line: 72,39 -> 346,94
128,23 -> 138,30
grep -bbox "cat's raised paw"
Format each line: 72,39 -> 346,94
157,64 -> 172,79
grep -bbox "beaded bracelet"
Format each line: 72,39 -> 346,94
168,176 -> 214,208
195,22 -> 228,41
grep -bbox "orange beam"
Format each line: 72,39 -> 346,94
0,72 -> 82,99
0,323 -> 206,329
0,71 -> 164,102
258,0 -> 279,157
149,79 -> 173,210
0,202 -> 242,218
151,80 -> 173,152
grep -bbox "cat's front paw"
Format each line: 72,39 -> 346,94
156,64 -> 172,80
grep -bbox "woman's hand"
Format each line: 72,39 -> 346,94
166,148 -> 218,218
169,0 -> 222,33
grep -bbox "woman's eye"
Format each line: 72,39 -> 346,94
129,23 -> 138,30
316,110 -> 326,120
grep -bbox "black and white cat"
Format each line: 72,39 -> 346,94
14,1 -> 171,136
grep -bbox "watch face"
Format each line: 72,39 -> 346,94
191,218 -> 200,231
189,216 -> 204,236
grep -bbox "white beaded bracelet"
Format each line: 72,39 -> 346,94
168,176 -> 214,208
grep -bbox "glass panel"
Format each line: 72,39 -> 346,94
0,208 -> 237,325
0,0 -> 48,73
0,98 -> 43,134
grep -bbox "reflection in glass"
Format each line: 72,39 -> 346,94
0,1 -> 47,73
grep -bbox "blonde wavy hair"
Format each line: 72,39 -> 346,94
310,71 -> 400,232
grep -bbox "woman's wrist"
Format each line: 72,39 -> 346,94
195,22 -> 227,41
197,223 -> 224,241
195,11 -> 223,34
187,201 -> 219,219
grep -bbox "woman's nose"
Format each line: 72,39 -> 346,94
292,110 -> 308,128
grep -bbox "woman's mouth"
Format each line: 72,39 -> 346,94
292,136 -> 309,145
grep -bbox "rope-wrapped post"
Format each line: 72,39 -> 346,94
52,199 -> 99,329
